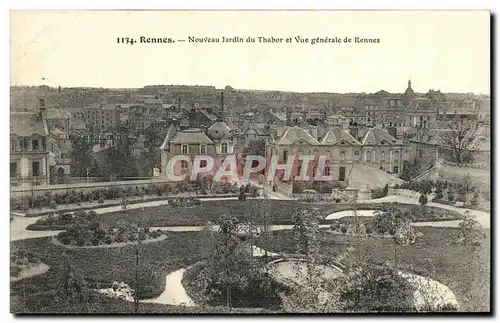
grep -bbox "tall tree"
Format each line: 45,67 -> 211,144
139,122 -> 164,176
438,117 -> 481,165
103,124 -> 138,178
70,135 -> 93,177
374,205 -> 418,269
243,139 -> 266,156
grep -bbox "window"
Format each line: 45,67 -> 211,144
325,166 -> 331,176
32,139 -> 39,151
340,151 -> 346,161
32,161 -> 40,177
181,144 -> 188,154
200,160 -> 208,168
381,152 -> 386,163
393,166 -> 399,174
221,142 -> 228,154
312,166 -> 317,178
297,165 -> 302,177
181,160 -> 189,170
20,138 -> 29,150
200,144 -> 207,154
50,143 -> 55,151
10,162 -> 17,177
283,150 -> 288,162
339,166 -> 346,181
10,139 -> 16,151
366,151 -> 372,163
354,150 -> 360,160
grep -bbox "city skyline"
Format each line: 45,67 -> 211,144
9,80 -> 492,95
11,11 -> 490,94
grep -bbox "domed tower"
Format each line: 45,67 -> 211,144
403,79 -> 415,106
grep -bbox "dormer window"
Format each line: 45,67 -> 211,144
221,142 -> 228,154
200,144 -> 207,154
32,139 -> 39,151
181,144 -> 188,154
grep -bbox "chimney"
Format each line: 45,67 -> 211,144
220,91 -> 224,112
348,125 -> 359,140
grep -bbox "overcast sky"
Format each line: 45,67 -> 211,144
10,10 -> 490,94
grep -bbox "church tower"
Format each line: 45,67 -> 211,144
403,79 -> 415,107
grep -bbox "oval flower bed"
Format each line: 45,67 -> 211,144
10,248 -> 49,281
52,210 -> 166,248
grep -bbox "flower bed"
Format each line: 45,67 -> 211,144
10,248 -> 46,281
10,180 -> 253,211
292,181 -> 346,194
395,179 -> 490,211
47,210 -> 165,247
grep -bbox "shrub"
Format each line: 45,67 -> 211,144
340,226 -> 347,234
339,266 -> 416,312
419,194 -> 428,205
151,230 -> 163,239
60,236 -> 72,245
10,265 -> 21,277
371,187 -> 386,199
60,213 -> 73,224
104,236 -> 113,245
114,234 -> 125,243
76,238 -> 85,247
49,199 -> 58,209
383,184 -> 389,197
15,258 -> 29,266
91,237 -> 100,246
98,198 -> 104,204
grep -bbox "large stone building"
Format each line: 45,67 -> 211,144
266,124 -> 407,182
74,103 -> 121,140
10,100 -> 72,187
159,120 -> 236,180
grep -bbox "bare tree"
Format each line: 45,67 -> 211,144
438,118 -> 481,165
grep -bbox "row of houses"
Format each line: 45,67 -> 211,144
159,117 -> 410,182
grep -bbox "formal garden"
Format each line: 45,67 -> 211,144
395,177 -> 490,212
25,199 -> 463,231
10,179 -> 252,212
11,196 -> 490,313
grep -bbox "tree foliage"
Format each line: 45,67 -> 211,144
55,253 -> 91,305
70,135 -> 94,177
438,118 -> 481,165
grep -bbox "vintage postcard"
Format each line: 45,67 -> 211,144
9,10 -> 491,314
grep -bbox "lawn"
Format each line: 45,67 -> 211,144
10,231 -> 206,300
11,224 -> 490,313
254,227 -> 491,312
10,291 -> 276,314
27,200 -> 464,231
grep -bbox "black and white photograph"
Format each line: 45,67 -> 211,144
8,9 -> 492,315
